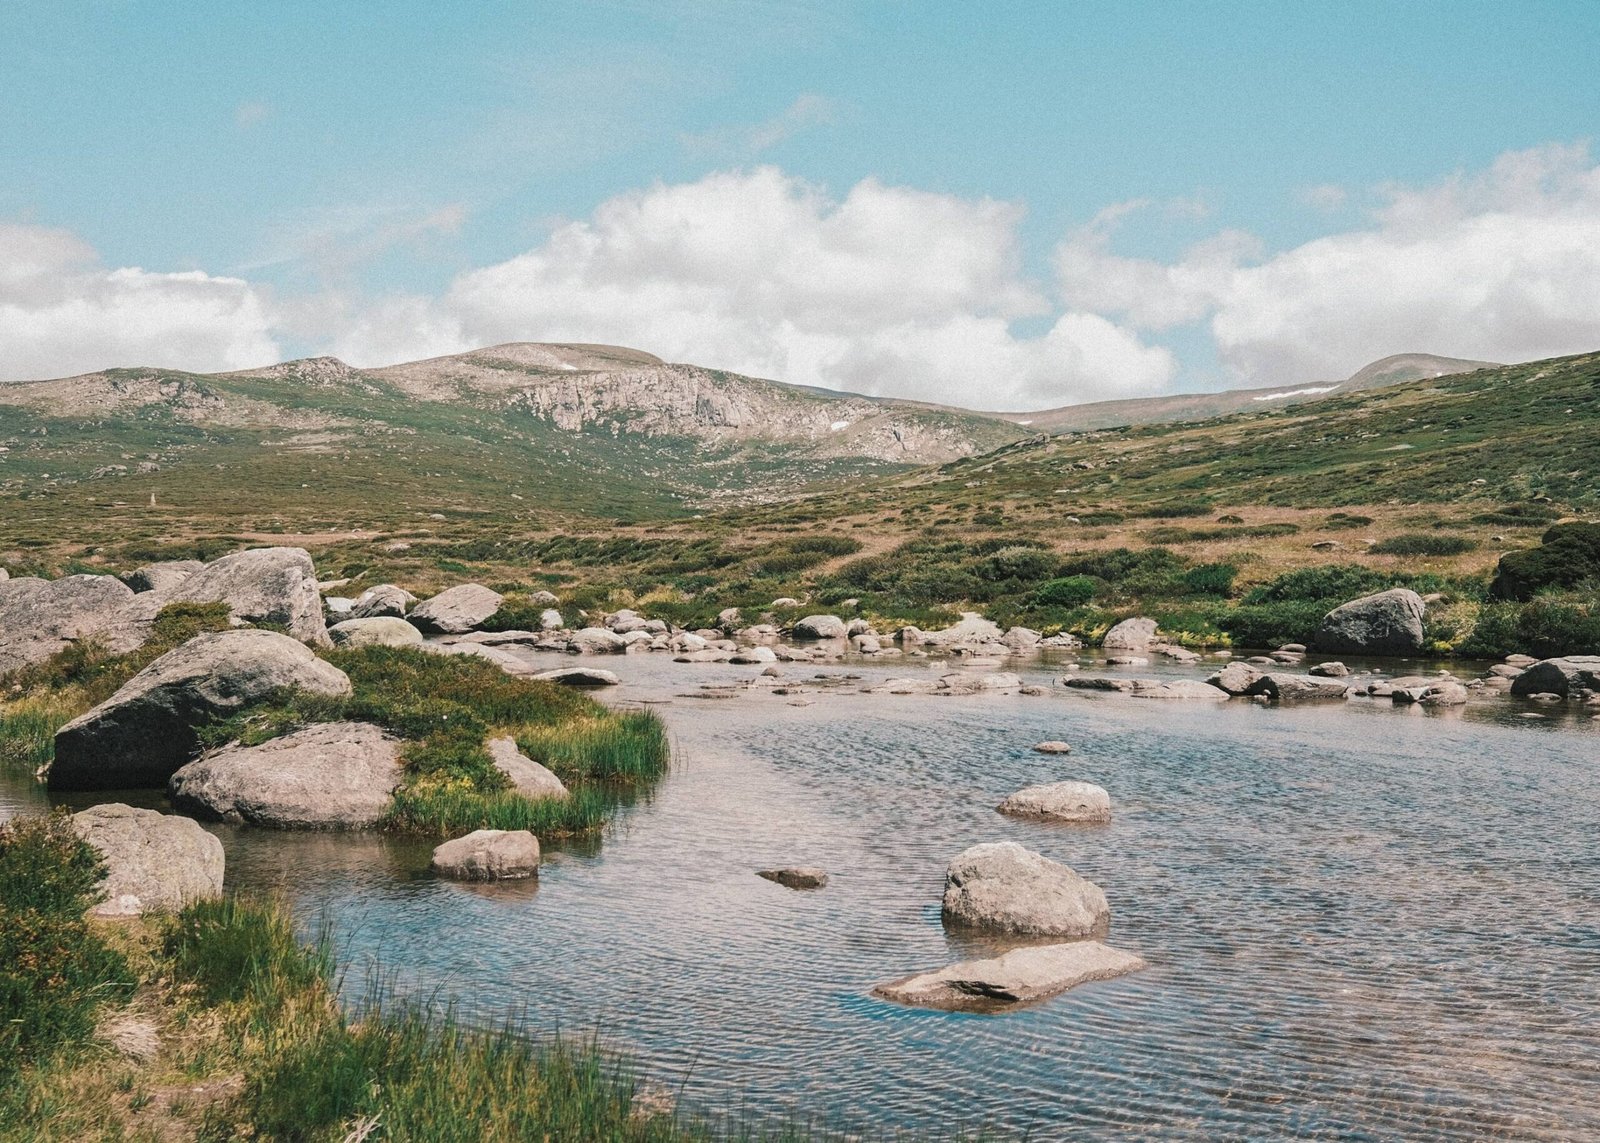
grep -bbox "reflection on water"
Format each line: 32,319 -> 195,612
5,653 -> 1599,1138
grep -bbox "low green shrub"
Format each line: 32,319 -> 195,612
1369,534 -> 1477,556
1183,563 -> 1238,598
1033,575 -> 1097,609
1324,512 -> 1374,529
1490,522 -> 1600,601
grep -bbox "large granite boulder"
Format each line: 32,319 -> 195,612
941,841 -> 1110,938
1102,617 -> 1159,652
328,616 -> 424,648
901,612 -> 1005,648
49,630 -> 352,791
487,736 -> 569,800
72,804 -> 224,916
169,722 -> 402,829
1510,656 -> 1600,698
431,829 -> 540,881
408,584 -> 503,634
349,584 -> 415,620
119,560 -> 204,594
874,941 -> 1145,1012
165,547 -> 329,646
566,627 -> 627,654
1209,661 -> 1265,695
1242,673 -> 1351,702
997,781 -> 1112,823
792,615 -> 848,640
0,574 -> 142,674
1315,589 -> 1426,656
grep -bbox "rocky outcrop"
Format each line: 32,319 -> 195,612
328,616 -> 424,647
349,584 -> 415,620
120,560 -> 204,594
0,574 -> 142,674
900,612 -> 1005,648
165,547 -> 329,645
792,615 -> 848,640
431,829 -> 540,881
1314,589 -> 1426,656
997,781 -> 1111,823
873,941 -> 1145,1012
941,842 -> 1110,938
487,736 -> 568,800
1510,656 -> 1600,698
72,804 -> 224,916
1102,617 -> 1159,652
168,722 -> 402,829
49,630 -> 352,790
757,866 -> 829,890
407,584 -> 503,634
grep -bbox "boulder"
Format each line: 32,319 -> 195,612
997,781 -> 1111,823
873,941 -> 1145,1012
530,667 -> 620,687
1308,661 -> 1350,678
1001,626 -> 1042,651
0,573 -> 142,674
792,615 -> 848,640
487,736 -> 568,800
1366,674 -> 1436,697
328,616 -> 424,648
431,830 -> 540,881
1032,741 -> 1073,754
938,671 -> 1023,695
567,627 -> 627,655
119,560 -> 204,594
716,607 -> 742,629
1314,589 -> 1426,656
168,722 -> 402,829
407,584 -> 503,634
325,597 -> 354,616
1401,681 -> 1469,707
1065,676 -> 1143,693
1128,680 -> 1231,701
1242,673 -> 1351,702
941,841 -> 1110,938
528,590 -> 560,606
165,547 -> 329,645
731,646 -> 779,664
1102,617 -> 1159,652
757,866 -> 829,890
902,612 -> 1005,648
1210,661 -> 1266,695
539,608 -> 565,631
349,584 -> 415,620
72,804 -> 224,916
1510,656 -> 1600,698
49,630 -> 353,791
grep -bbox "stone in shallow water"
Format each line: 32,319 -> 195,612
531,666 -> 620,687
873,941 -> 1146,1012
942,841 -> 1110,938
757,866 -> 829,890
431,829 -> 540,881
72,803 -> 224,916
1032,741 -> 1073,755
998,781 -> 1111,823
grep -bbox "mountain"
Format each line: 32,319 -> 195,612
989,353 -> 1500,434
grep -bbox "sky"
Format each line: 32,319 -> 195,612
4,0 -> 1600,409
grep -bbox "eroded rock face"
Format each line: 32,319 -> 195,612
0,574 -> 142,674
166,547 -> 329,645
1510,656 -> 1600,698
329,616 -> 424,648
874,941 -> 1145,1012
941,842 -> 1111,938
349,584 -> 415,620
431,829 -> 540,881
408,584 -> 503,634
1102,617 -> 1159,652
49,630 -> 352,791
168,722 -> 402,830
120,560 -> 204,594
487,736 -> 568,800
792,615 -> 848,640
998,781 -> 1111,823
1315,589 -> 1426,656
72,804 -> 224,916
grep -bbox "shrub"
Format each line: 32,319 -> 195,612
1325,512 -> 1373,529
1369,534 -> 1477,556
1490,522 -> 1600,601
1471,503 -> 1562,528
1218,601 -> 1329,650
1183,563 -> 1238,598
1243,565 -> 1393,605
1461,598 -> 1600,658
1033,575 -> 1097,609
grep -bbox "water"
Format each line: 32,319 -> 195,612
8,653 -> 1600,1138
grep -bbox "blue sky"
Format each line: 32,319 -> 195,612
4,1 -> 1600,407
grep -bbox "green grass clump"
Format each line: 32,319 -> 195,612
516,711 -> 671,784
0,811 -> 132,1072
0,693 -> 77,775
1369,533 -> 1478,556
385,782 -> 612,836
163,894 -> 331,1015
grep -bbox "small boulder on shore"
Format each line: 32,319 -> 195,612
329,616 -> 424,648
941,841 -> 1110,938
408,583 -> 503,634
431,830 -> 540,881
757,866 -> 829,890
72,804 -> 224,916
998,781 -> 1111,823
1509,656 -> 1600,698
487,736 -> 568,800
349,584 -> 415,620
873,941 -> 1146,1012
1102,617 -> 1159,652
792,614 -> 848,640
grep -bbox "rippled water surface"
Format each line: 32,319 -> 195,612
8,653 -> 1600,1138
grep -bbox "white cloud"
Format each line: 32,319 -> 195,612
1056,142 -> 1600,384
0,223 -> 279,382
337,167 -> 1174,408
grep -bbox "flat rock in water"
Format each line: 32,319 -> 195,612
531,666 -> 620,686
1308,661 -> 1350,677
487,736 -> 568,800
407,584 -> 503,634
942,841 -> 1110,938
874,941 -> 1146,1012
1102,617 -> 1159,651
1064,676 -> 1145,693
1128,679 -> 1230,700
72,803 -> 224,916
169,721 -> 403,829
1242,673 -> 1351,702
998,781 -> 1111,823
757,866 -> 829,890
1032,741 -> 1073,755
49,630 -> 352,791
329,616 -> 423,647
164,547 -> 329,645
431,829 -> 540,881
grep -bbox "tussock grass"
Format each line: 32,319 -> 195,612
384,780 -> 612,837
517,711 -> 671,785
0,693 -> 76,774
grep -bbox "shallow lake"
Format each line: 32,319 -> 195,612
7,652 -> 1600,1138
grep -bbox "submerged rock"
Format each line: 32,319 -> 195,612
431,829 -> 540,881
873,941 -> 1145,1012
73,804 -> 224,916
997,781 -> 1111,823
941,841 -> 1110,938
757,866 -> 829,890
1128,679 -> 1230,700
1032,741 -> 1073,755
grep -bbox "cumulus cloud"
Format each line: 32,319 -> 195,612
338,167 -> 1174,408
0,223 -> 278,382
1056,142 -> 1600,384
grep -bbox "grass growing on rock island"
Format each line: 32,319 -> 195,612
201,644 -> 672,839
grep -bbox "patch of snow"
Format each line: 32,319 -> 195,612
1252,385 -> 1339,402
